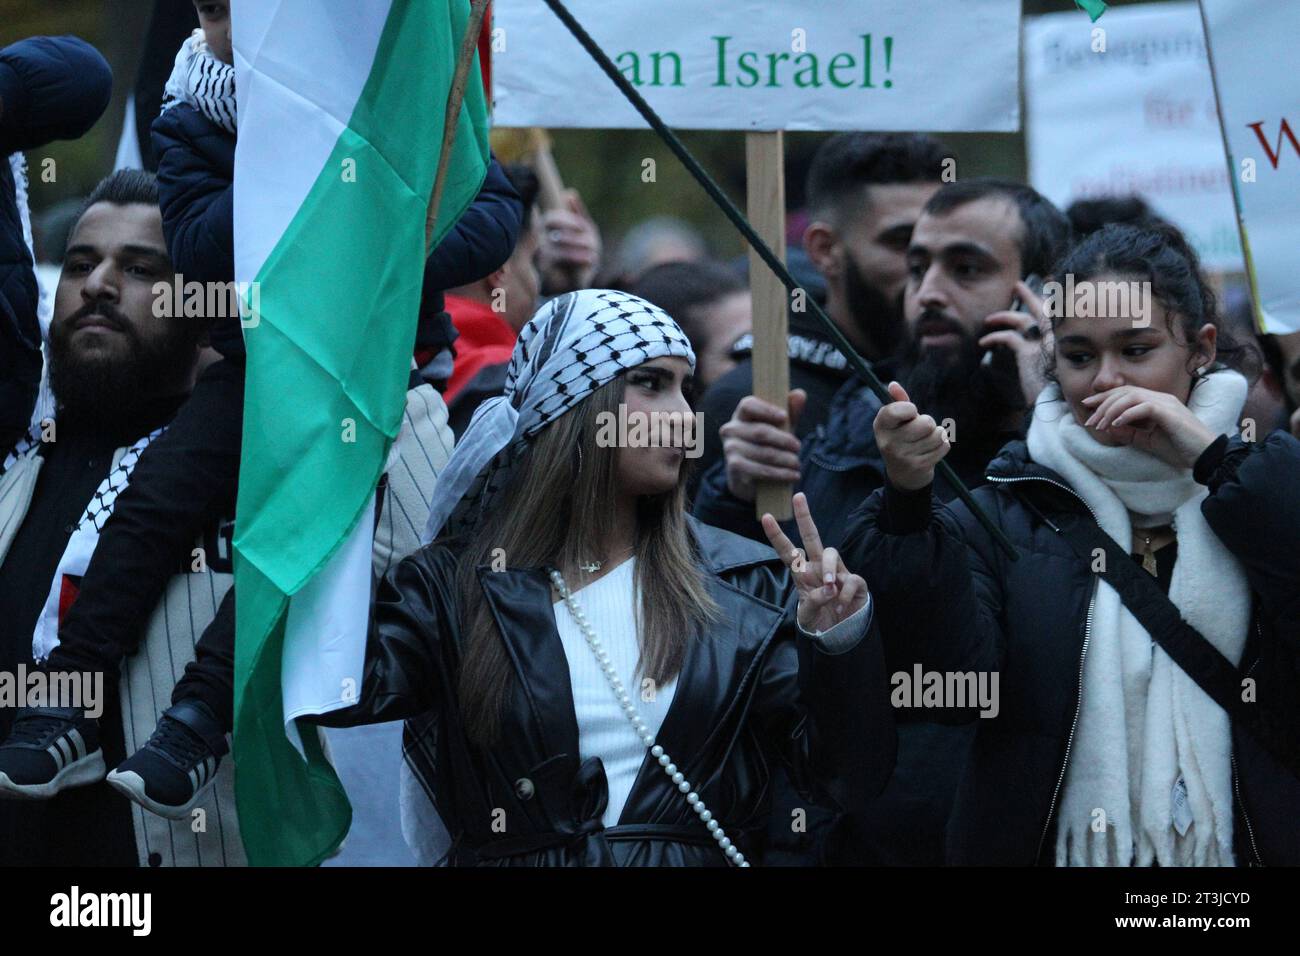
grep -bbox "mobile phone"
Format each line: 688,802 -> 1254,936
982,273 -> 1044,365
1010,273 -> 1044,315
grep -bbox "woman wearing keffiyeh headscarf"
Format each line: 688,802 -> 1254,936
316,289 -> 896,867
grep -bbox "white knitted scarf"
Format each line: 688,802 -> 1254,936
1026,370 -> 1251,866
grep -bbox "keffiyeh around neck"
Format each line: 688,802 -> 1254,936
421,290 -> 695,544
161,28 -> 237,134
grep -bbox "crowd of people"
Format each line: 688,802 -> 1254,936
0,2 -> 1297,868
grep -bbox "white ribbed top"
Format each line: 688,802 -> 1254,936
552,558 -> 677,828
551,556 -> 874,829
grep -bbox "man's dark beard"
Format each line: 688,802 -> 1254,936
843,253 -> 906,361
48,302 -> 196,430
901,310 -> 1026,472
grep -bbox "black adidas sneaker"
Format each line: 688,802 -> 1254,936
107,699 -> 229,819
0,706 -> 106,798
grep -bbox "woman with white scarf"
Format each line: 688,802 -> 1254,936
843,223 -> 1300,866
314,290 -> 896,866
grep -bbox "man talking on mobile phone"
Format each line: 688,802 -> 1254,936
693,178 -> 1071,866
696,179 -> 1071,550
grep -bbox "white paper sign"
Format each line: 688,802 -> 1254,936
1024,2 -> 1244,273
492,0 -> 1020,132
1201,0 -> 1299,334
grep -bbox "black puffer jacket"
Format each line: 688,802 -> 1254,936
693,370 -> 1024,864
841,430 -> 1300,866
0,36 -> 111,449
692,367 -> 1011,549
322,516 -> 896,866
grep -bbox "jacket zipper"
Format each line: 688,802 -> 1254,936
985,473 -> 1101,524
985,474 -> 1098,864
1034,578 -> 1095,864
1233,624 -> 1265,866
807,450 -> 879,474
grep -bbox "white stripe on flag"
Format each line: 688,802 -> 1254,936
281,496 -> 376,758
232,0 -> 393,286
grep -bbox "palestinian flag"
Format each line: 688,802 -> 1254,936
230,0 -> 489,866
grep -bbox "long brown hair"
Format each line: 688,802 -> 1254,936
454,373 -> 720,748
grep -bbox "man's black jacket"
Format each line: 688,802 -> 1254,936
693,309 -> 855,487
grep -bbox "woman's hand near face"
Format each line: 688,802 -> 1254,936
762,493 -> 869,633
1081,384 -> 1218,468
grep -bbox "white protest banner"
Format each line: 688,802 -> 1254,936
1201,0 -> 1299,334
1024,2 -> 1244,273
492,0 -> 1020,132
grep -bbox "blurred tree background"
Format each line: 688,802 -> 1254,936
2,0 -> 1183,259
3,0 -> 150,215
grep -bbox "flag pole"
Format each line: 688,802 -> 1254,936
426,0 -> 490,253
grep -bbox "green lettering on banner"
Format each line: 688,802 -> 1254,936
793,52 -> 820,87
630,33 -> 896,94
828,52 -> 855,88
615,49 -> 642,85
736,50 -> 760,87
766,51 -> 790,87
712,35 -> 730,86
650,50 -> 683,87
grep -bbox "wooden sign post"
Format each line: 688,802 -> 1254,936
745,130 -> 791,522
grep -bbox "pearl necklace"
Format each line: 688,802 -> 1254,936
549,567 -> 750,867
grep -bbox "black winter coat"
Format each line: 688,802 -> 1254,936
323,516 -> 896,866
693,311 -> 856,490
693,371 -> 888,550
693,371 -> 1023,865
841,431 -> 1300,865
150,101 -> 238,354
0,36 -> 111,450
693,368 -> 1010,549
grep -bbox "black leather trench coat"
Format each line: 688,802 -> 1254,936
325,516 -> 896,866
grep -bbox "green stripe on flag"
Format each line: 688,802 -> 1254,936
1074,0 -> 1107,21
233,0 -> 489,866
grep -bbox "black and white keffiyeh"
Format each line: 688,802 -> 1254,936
161,28 -> 237,134
31,426 -> 168,660
420,289 -> 695,544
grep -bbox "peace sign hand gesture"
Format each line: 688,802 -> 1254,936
762,493 -> 869,633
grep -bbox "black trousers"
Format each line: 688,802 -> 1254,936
44,357 -> 244,731
174,587 -> 235,729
